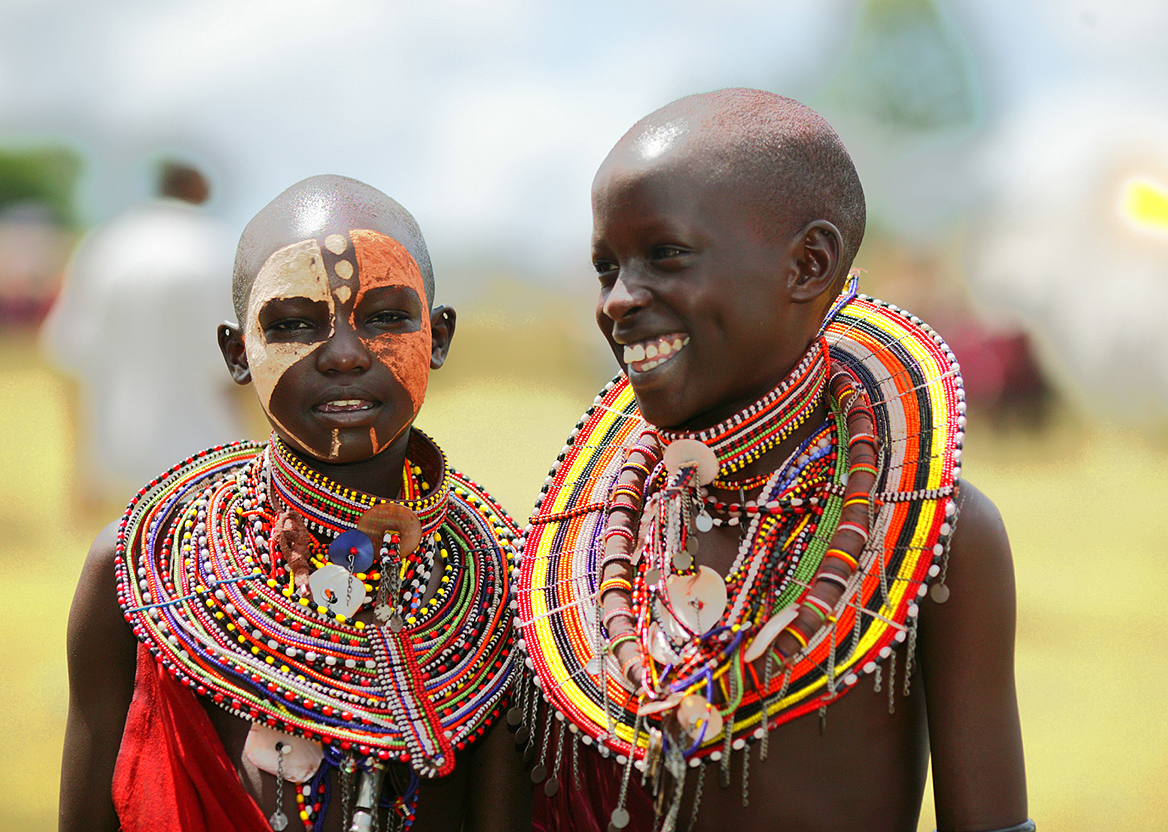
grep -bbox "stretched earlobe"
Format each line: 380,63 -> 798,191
789,220 -> 843,304
429,306 -> 456,370
218,323 -> 252,385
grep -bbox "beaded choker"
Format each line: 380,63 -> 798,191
268,434 -> 448,542
116,430 -> 519,831
657,337 -> 828,478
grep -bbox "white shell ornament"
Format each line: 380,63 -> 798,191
636,691 -> 683,716
743,603 -> 801,663
243,723 -> 324,783
308,563 -> 367,618
676,693 -> 724,742
662,439 -> 718,486
646,622 -> 682,665
666,565 -> 727,635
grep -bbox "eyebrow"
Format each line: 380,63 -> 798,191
257,296 -> 330,318
354,284 -> 423,308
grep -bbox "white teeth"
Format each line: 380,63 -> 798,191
332,400 -> 361,406
623,333 -> 689,374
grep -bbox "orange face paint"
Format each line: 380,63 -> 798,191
348,229 -> 431,450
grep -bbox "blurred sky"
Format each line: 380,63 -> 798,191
3,0 -> 1168,407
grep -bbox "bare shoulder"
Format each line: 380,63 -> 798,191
917,480 -> 1029,831
68,521 -> 138,667
60,519 -> 140,832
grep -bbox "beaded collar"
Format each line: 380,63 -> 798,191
516,286 -> 963,798
267,435 -> 448,542
115,429 -> 519,829
656,337 -> 828,478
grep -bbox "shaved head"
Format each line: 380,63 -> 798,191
233,175 -> 434,322
608,89 -> 866,277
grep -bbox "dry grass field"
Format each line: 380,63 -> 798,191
2,298 -> 1165,831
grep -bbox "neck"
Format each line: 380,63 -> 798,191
658,337 -> 829,481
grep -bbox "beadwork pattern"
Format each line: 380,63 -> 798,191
516,293 -> 963,763
116,429 -> 520,784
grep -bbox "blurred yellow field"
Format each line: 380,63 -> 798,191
2,317 -> 1165,832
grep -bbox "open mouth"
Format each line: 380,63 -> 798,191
315,399 -> 378,414
622,333 -> 689,374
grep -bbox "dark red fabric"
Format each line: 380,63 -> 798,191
113,643 -> 271,832
534,736 -> 656,832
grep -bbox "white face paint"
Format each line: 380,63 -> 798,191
243,239 -> 335,448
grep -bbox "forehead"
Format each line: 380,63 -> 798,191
592,153 -> 747,241
247,229 -> 421,300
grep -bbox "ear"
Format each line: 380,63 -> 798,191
218,323 -> 252,385
429,306 -> 456,370
788,220 -> 842,304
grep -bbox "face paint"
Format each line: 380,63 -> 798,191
244,240 -> 334,450
349,229 -> 432,436
242,230 -> 432,464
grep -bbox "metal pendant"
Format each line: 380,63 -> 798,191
328,529 -> 376,573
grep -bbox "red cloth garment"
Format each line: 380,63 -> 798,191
113,643 -> 271,832
534,745 -> 656,832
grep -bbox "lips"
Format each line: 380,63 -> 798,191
315,399 -> 377,413
621,333 -> 689,374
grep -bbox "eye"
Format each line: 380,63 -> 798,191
266,318 -> 315,336
366,309 -> 411,327
651,245 -> 688,261
593,259 -> 618,286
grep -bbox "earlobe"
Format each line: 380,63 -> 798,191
429,306 -> 456,370
789,221 -> 842,304
218,323 -> 252,385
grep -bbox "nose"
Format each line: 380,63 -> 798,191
599,271 -> 650,323
315,317 -> 371,374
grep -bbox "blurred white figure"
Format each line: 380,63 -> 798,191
42,161 -> 244,502
969,93 -> 1168,419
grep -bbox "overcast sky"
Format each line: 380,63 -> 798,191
2,0 -> 1166,292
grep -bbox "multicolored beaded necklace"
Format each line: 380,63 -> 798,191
516,280 -> 964,826
115,429 -> 519,831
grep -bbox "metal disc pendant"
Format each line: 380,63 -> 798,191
672,548 -> 693,571
269,811 -> 288,831
695,511 -> 713,533
685,535 -> 699,556
530,764 -> 547,783
507,707 -> 524,726
327,529 -> 375,573
515,726 -> 530,745
610,807 -> 631,829
930,583 -> 950,603
544,778 -> 560,797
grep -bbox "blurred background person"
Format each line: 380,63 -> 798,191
39,158 -> 244,506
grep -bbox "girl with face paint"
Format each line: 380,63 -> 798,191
61,176 -> 530,832
239,229 -> 437,472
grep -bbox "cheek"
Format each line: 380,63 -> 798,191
246,338 -> 318,419
367,327 -> 432,411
